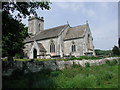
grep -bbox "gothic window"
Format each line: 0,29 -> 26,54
33,48 -> 37,58
88,34 -> 90,49
50,40 -> 55,53
71,41 -> 76,52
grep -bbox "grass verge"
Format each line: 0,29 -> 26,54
3,61 -> 118,88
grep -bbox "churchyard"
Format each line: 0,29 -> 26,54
2,56 -> 120,88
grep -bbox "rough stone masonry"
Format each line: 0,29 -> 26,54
2,57 -> 120,76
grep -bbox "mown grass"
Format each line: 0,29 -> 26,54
3,60 -> 119,88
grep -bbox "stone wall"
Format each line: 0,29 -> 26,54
2,57 -> 120,76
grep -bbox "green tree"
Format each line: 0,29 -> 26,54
112,45 -> 120,56
95,49 -> 112,56
2,1 -> 51,61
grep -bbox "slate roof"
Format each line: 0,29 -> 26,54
24,24 -> 88,43
24,24 -> 68,43
38,43 -> 46,52
64,24 -> 88,40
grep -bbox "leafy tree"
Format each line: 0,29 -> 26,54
2,1 -> 51,60
112,45 -> 120,56
95,49 -> 112,56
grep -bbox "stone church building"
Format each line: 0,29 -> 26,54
24,15 -> 95,59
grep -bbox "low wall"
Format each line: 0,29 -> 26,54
2,57 -> 120,76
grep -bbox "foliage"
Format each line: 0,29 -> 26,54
76,56 -> 103,60
2,2 -> 51,20
85,62 -> 90,67
95,49 -> 112,56
2,14 -> 28,58
3,63 -> 118,88
112,45 -> 120,56
2,1 -> 51,60
105,59 -> 118,66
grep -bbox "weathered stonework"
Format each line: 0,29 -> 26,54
23,15 -> 95,59
2,57 -> 120,76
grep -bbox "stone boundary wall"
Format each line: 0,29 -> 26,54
2,57 -> 120,76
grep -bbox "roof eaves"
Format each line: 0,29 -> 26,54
64,35 -> 85,41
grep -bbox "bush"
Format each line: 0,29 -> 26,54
105,60 -> 111,65
76,56 -> 102,60
85,62 -> 90,67
112,45 -> 120,56
111,59 -> 118,65
105,60 -> 118,66
72,62 -> 80,68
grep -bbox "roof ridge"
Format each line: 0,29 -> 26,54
70,24 -> 87,28
44,24 -> 68,31
33,24 -> 68,37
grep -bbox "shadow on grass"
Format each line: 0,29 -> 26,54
2,68 -> 59,88
2,60 -> 119,88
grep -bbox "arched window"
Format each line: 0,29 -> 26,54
33,48 -> 37,58
71,41 -> 76,52
88,34 -> 90,49
50,41 -> 55,53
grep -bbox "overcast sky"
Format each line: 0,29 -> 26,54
22,2 -> 118,50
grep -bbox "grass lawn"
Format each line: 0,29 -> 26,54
3,62 -> 119,88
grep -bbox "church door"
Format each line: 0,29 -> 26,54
33,48 -> 37,58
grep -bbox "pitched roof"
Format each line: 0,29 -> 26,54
38,43 -> 46,52
64,24 -> 88,40
24,24 -> 68,43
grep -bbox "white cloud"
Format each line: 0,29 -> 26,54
54,2 -> 97,18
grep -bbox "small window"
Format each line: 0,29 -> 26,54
72,44 -> 76,52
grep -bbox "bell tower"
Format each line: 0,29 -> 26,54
28,14 -> 44,36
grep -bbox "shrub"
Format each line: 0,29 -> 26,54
105,60 -> 111,65
105,60 -> 118,66
85,62 -> 90,67
112,45 -> 120,56
72,64 -> 80,68
70,57 -> 77,60
76,56 -> 103,60
110,59 -> 118,65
